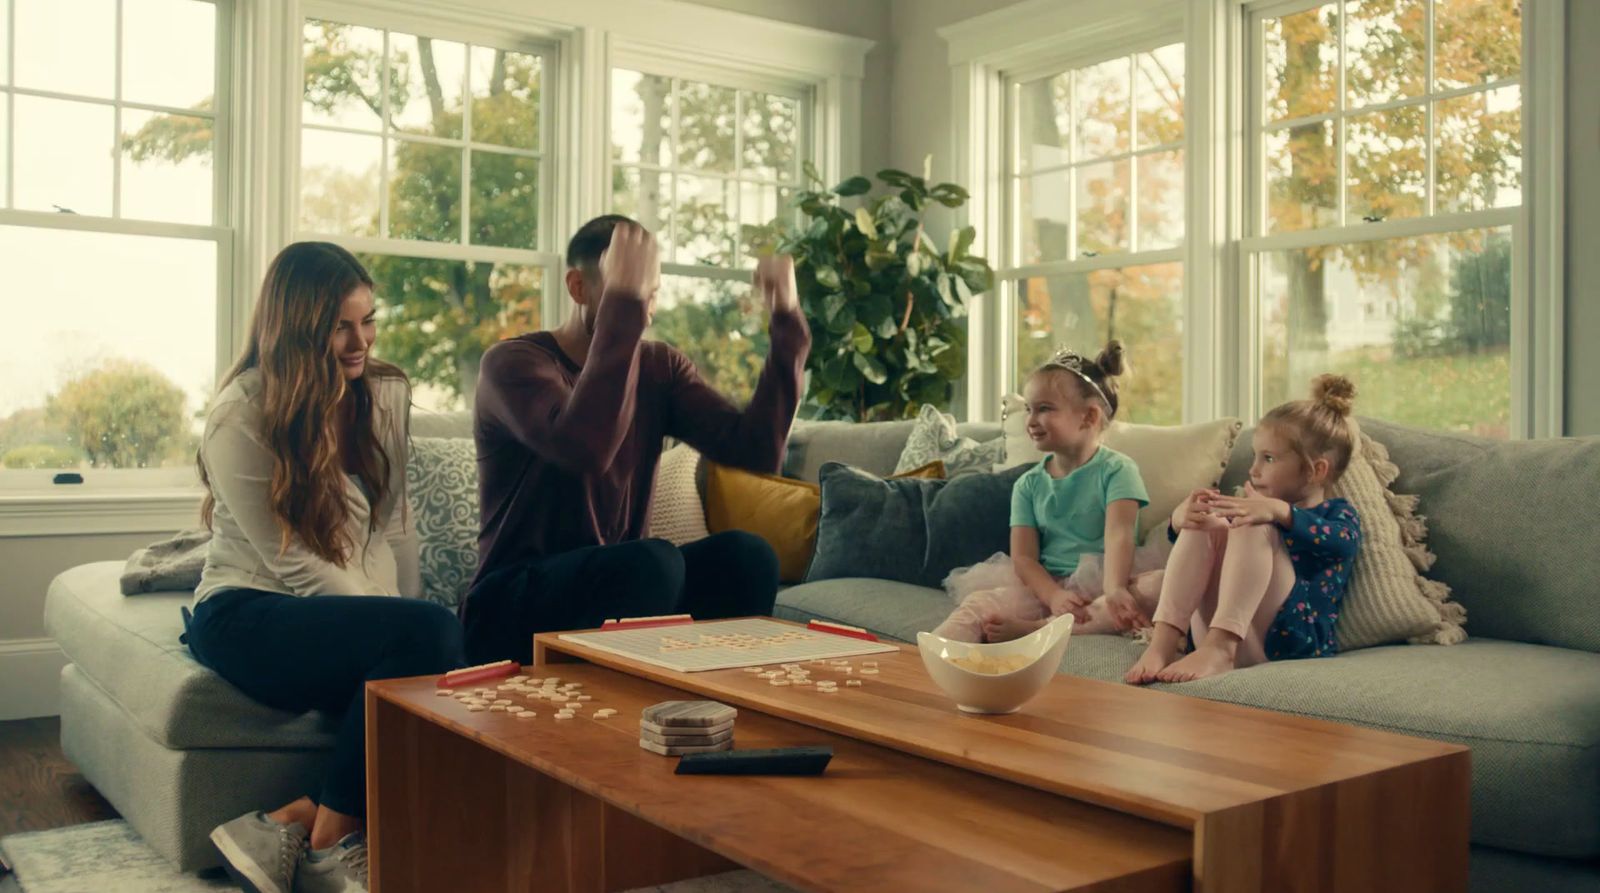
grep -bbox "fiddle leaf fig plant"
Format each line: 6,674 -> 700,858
774,160 -> 994,422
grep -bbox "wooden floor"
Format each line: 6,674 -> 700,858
0,717 -> 118,840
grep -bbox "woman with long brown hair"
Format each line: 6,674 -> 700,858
183,242 -> 463,893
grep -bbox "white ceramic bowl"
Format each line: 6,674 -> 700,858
916,614 -> 1075,714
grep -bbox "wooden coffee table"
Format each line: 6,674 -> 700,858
366,662 -> 1192,892
533,623 -> 1470,892
367,620 -> 1469,892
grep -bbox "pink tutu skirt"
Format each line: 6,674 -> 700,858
942,535 -> 1174,603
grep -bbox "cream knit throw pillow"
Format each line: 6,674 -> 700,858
1330,431 -> 1466,648
649,444 -> 710,546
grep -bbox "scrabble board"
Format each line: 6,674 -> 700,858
557,618 -> 897,672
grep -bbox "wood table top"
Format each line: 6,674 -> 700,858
368,663 -> 1193,893
534,624 -> 1468,830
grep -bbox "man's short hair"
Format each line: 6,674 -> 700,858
566,214 -> 639,272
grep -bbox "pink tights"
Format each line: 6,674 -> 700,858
1152,524 -> 1297,668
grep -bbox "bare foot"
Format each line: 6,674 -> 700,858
981,613 -> 1048,643
1125,623 -> 1184,684
1156,643 -> 1238,683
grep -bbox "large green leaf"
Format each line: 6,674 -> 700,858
858,292 -> 894,327
933,342 -> 967,379
849,322 -> 874,354
833,176 -> 872,197
852,352 -> 888,385
865,247 -> 898,272
814,266 -> 842,290
948,225 -> 976,261
825,302 -> 857,335
853,206 -> 878,239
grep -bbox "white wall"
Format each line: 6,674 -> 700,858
0,531 -> 175,719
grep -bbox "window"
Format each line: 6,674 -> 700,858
608,67 -> 806,401
1004,43 -> 1185,424
0,0 -> 226,486
298,18 -> 555,413
1249,0 -> 1521,437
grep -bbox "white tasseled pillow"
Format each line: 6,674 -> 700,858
1328,431 -> 1465,648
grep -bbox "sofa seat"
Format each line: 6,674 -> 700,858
44,561 -> 337,750
777,579 -> 1600,860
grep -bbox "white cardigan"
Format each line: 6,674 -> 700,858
194,368 -> 420,604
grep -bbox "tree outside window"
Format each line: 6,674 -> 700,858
1255,0 -> 1520,437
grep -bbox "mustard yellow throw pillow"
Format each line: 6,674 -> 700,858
706,461 -> 945,583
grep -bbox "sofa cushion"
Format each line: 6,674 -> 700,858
774,577 -> 954,643
806,462 -> 1029,589
1054,635 -> 1600,858
407,437 -> 480,608
45,562 -> 337,750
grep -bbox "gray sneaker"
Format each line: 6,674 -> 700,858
209,811 -> 307,893
296,832 -> 369,893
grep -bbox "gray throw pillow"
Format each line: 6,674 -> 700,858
405,436 -> 480,609
806,461 -> 1028,588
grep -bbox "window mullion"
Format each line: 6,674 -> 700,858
1066,71 -> 1078,259
1127,56 -> 1139,253
5,0 -> 13,209
732,89 -> 743,264
1336,1 -> 1347,227
379,30 -> 390,239
1425,0 -> 1436,217
460,43 -> 471,247
112,0 -> 123,219
669,78 -> 680,256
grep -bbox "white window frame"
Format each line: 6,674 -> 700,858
995,33 -> 1190,416
604,47 -> 817,304
1239,0 -> 1558,438
944,0 -> 1564,437
294,3 -> 568,337
0,0 -> 870,533
0,0 -> 236,520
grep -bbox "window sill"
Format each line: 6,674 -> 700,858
0,489 -> 205,538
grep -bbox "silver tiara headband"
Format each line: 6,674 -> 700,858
1042,348 -> 1114,416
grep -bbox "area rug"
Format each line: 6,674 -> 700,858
0,820 -> 792,893
0,821 -> 229,893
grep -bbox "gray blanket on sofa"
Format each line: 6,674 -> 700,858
120,528 -> 211,595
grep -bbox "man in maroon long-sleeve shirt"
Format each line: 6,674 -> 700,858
461,215 -> 812,663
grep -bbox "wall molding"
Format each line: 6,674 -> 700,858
0,639 -> 68,721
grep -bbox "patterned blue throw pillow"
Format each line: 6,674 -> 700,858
405,437 -> 479,608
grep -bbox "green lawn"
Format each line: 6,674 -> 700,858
1327,347 -> 1510,438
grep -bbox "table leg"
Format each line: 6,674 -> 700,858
367,692 -> 737,892
1193,751 -> 1470,892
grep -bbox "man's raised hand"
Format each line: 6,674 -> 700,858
754,254 -> 798,315
599,222 -> 659,305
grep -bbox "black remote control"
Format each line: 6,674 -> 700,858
674,745 -> 833,776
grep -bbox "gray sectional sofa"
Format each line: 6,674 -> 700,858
43,411 -> 1600,891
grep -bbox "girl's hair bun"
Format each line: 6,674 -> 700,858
1311,373 -> 1356,417
1095,340 -> 1126,378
